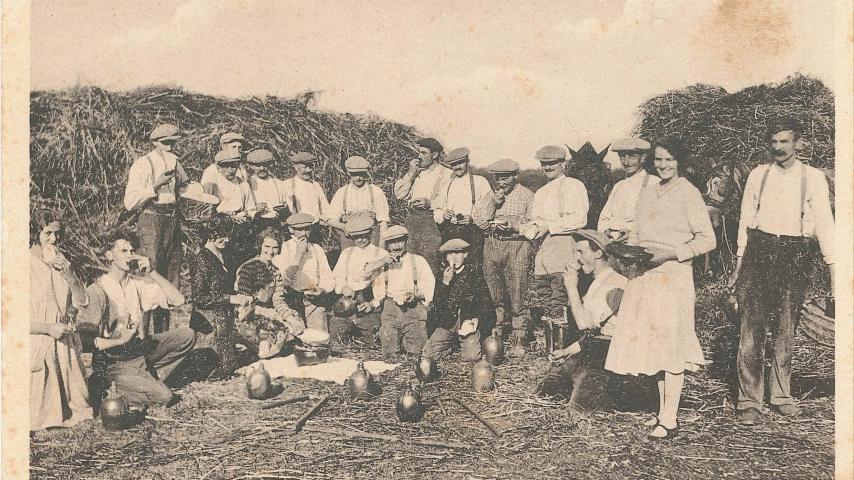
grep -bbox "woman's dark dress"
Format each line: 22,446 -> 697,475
190,247 -> 238,379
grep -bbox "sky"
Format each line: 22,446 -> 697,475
31,0 -> 838,169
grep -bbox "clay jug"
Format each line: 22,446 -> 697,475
395,384 -> 424,423
246,363 -> 273,400
348,361 -> 376,400
482,333 -> 504,366
471,359 -> 495,392
415,354 -> 439,383
100,382 -> 129,430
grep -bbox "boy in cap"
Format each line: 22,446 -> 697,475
201,132 -> 249,184
329,215 -> 388,347
370,226 -> 435,357
122,123 -> 190,332
272,213 -> 334,332
328,156 -> 390,248
393,138 -> 450,275
472,158 -> 535,356
281,152 -> 331,222
245,149 -> 291,232
598,137 -> 659,241
422,239 -> 489,362
535,230 -> 627,408
432,147 -> 492,263
521,145 -> 589,346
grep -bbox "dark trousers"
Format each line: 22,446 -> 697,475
107,328 -> 196,408
482,237 -> 533,336
404,210 -> 442,276
736,229 -> 814,410
137,211 -> 182,333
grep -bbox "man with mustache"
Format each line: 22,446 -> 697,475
370,226 -> 435,357
328,156 -> 390,248
731,118 -> 835,424
282,152 -> 331,223
472,159 -> 535,357
598,137 -> 659,242
393,138 -> 450,275
245,149 -> 290,232
122,124 -> 190,333
521,145 -> 589,351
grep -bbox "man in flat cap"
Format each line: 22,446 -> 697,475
245,149 -> 291,233
432,147 -> 492,265
422,239 -> 489,362
122,123 -> 190,332
370,226 -> 435,357
201,132 -> 250,185
598,137 -> 659,241
281,152 -> 331,224
272,213 -> 335,332
328,156 -> 390,249
330,215 -> 388,348
521,145 -> 589,349
472,159 -> 535,357
393,138 -> 450,275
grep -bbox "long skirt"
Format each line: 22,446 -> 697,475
31,333 -> 93,431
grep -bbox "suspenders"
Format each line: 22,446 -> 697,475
444,174 -> 477,211
290,178 -> 323,215
342,184 -> 375,215
755,164 -> 807,234
384,254 -> 418,297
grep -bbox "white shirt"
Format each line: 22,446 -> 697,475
393,163 -> 451,203
201,167 -> 256,215
737,160 -> 834,264
329,183 -> 391,223
248,175 -> 289,219
598,171 -> 660,233
94,274 -> 169,334
272,239 -> 334,293
580,267 -> 628,334
281,176 -> 330,220
371,253 -> 435,305
123,149 -> 189,211
333,244 -> 388,293
433,172 -> 492,223
530,176 -> 589,236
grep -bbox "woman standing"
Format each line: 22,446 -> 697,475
190,214 -> 252,379
30,209 -> 93,432
604,138 -> 716,440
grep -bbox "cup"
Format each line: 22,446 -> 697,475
127,258 -> 141,275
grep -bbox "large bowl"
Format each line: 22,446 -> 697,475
295,329 -> 331,366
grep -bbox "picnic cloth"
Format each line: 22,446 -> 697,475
238,355 -> 400,385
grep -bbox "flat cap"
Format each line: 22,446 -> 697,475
382,225 -> 409,242
611,137 -> 650,152
246,149 -> 274,165
570,229 -> 611,252
344,156 -> 370,173
439,238 -> 470,253
219,132 -> 246,145
286,212 -> 318,229
445,147 -> 471,165
535,145 -> 566,162
344,213 -> 375,236
215,149 -> 242,164
290,152 -> 318,165
150,124 -> 181,141
488,158 -> 519,174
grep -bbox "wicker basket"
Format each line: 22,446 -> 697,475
800,296 -> 834,348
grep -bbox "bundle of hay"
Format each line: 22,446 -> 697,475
30,86 -> 423,282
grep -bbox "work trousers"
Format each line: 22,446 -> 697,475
404,209 -> 442,276
379,300 -> 428,356
482,236 -> 533,337
282,289 -> 329,332
736,229 -> 814,411
107,327 -> 196,408
422,318 -> 482,362
137,210 -> 182,333
328,290 -> 380,347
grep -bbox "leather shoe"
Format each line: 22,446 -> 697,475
774,404 -> 801,416
736,407 -> 762,425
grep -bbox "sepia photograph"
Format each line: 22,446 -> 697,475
3,0 -> 853,478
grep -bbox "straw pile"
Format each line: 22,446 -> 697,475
30,86 -> 422,282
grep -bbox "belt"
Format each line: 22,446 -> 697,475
384,298 -> 420,311
408,206 -> 432,214
488,233 -> 528,242
748,228 -> 811,243
143,203 -> 177,216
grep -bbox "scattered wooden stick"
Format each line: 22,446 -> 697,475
293,394 -> 330,432
261,395 -> 311,410
448,396 -> 502,438
301,425 -> 472,450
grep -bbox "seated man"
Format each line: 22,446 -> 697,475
370,226 -> 435,357
536,230 -> 627,410
272,213 -> 335,332
77,230 -> 195,408
422,239 -> 489,362
330,215 -> 388,347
